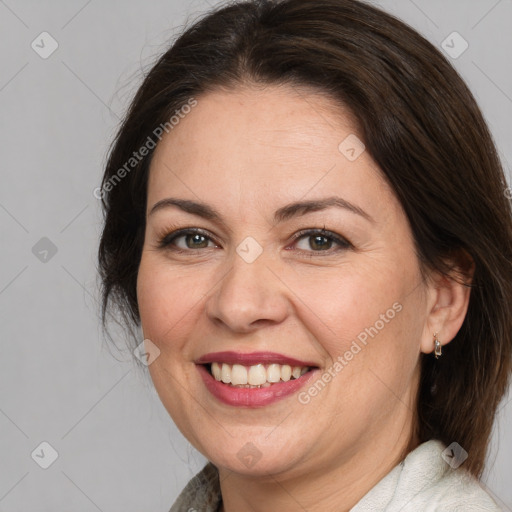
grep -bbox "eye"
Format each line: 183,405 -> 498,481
158,228 -> 218,251
291,228 -> 351,253
157,227 -> 351,255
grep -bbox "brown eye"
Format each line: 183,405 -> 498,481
183,233 -> 210,249
158,228 -> 218,251
308,235 -> 332,251
293,229 -> 351,253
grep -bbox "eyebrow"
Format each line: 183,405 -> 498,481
148,196 -> 374,224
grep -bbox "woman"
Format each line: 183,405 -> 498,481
98,0 -> 512,510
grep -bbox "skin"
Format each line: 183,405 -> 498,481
136,84 -> 472,512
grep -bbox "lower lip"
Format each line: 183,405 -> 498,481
197,364 -> 319,407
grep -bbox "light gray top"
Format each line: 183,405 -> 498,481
169,439 -> 502,511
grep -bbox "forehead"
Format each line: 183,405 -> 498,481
153,85 -> 357,160
147,85 -> 392,217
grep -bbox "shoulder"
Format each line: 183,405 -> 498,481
409,461 -> 502,511
352,440 -> 502,511
169,462 -> 221,512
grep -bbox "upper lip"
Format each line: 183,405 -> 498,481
195,351 -> 318,367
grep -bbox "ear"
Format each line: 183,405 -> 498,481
420,253 -> 474,355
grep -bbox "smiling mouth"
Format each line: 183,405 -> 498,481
205,362 -> 315,388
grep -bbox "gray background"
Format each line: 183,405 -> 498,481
1,0 -> 511,510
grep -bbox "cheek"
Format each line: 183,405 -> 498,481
285,260 -> 409,352
287,257 -> 424,406
136,254 -> 204,346
136,255 -> 205,430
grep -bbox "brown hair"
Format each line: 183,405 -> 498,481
98,0 -> 512,477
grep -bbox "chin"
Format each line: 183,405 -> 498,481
213,451 -> 298,478
198,431 -> 308,478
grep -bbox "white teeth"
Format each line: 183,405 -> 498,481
281,364 -> 292,382
248,364 -> 267,385
212,362 -> 222,381
231,364 -> 248,385
209,362 -> 312,386
267,364 -> 281,383
221,363 -> 231,384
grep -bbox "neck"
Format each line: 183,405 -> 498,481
217,422 -> 419,512
216,360 -> 422,512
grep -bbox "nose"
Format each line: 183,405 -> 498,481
205,250 -> 290,333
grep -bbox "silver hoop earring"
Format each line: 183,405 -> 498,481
434,332 -> 442,359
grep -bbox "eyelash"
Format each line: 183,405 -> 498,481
156,227 -> 352,256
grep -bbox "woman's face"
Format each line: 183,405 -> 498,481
137,85 -> 433,478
